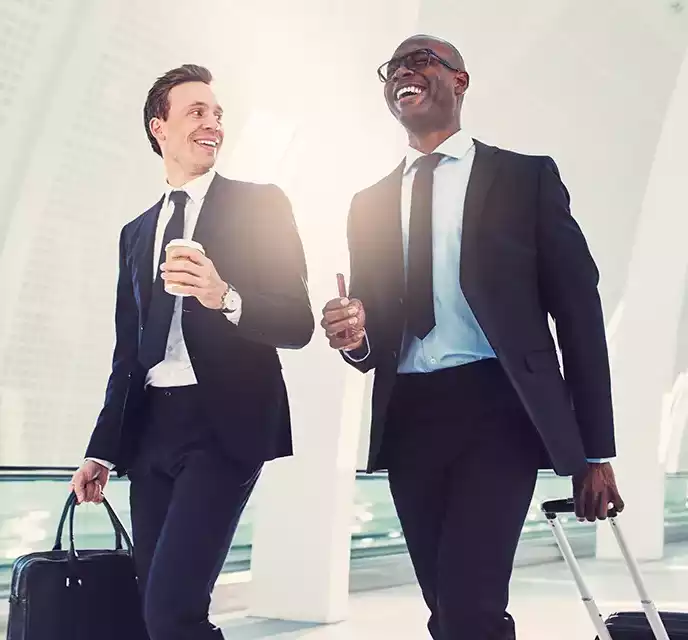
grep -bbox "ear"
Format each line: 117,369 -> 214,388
454,71 -> 469,96
149,117 -> 165,145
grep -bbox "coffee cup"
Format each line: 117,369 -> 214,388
163,238 -> 205,297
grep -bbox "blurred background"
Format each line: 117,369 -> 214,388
2,0 -> 688,636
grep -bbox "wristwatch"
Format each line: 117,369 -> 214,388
221,285 -> 241,314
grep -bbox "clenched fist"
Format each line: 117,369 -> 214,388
573,462 -> 625,522
69,460 -> 110,504
321,297 -> 366,351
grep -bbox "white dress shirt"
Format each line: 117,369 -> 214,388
345,130 -> 493,367
146,169 -> 241,387
396,130 -> 495,373
86,169 -> 241,470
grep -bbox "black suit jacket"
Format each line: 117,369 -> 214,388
345,140 -> 615,478
85,174 -> 314,476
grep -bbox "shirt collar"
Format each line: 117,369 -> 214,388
163,168 -> 216,205
403,129 -> 475,174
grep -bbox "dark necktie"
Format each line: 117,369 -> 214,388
406,152 -> 443,340
138,190 -> 188,370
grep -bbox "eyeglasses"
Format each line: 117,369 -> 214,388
377,48 -> 461,83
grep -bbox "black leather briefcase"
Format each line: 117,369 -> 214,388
6,491 -> 149,640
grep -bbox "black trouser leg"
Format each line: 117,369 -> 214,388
128,387 -> 261,640
385,360 -> 543,639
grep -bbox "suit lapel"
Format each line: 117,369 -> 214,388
132,174 -> 225,319
191,173 -> 224,250
185,174 -> 227,312
460,140 -> 501,284
133,197 -> 163,319
380,162 -> 406,301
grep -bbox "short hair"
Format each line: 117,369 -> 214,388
143,64 -> 213,157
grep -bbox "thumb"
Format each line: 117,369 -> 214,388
72,472 -> 86,503
611,487 -> 625,512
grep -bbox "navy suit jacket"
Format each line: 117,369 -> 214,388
345,141 -> 615,477
86,174 -> 314,476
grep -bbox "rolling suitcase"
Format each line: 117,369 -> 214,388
541,498 -> 688,639
6,491 -> 149,640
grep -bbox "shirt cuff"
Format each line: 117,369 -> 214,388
342,330 -> 370,362
85,457 -> 114,471
221,286 -> 242,325
586,458 -> 613,463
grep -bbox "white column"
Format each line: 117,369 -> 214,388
244,114 -> 396,621
597,45 -> 688,561
243,0 -> 421,621
248,347 -> 367,622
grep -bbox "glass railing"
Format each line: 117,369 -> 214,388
1,468 -> 687,598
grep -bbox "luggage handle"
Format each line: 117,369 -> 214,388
540,497 -> 670,640
53,492 -> 134,558
541,498 -> 620,519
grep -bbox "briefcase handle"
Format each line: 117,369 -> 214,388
53,491 -> 134,557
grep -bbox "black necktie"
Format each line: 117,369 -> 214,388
138,190 -> 188,370
406,153 -> 443,340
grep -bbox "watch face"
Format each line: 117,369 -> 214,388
223,289 -> 238,312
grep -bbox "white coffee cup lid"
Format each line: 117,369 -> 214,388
165,238 -> 205,254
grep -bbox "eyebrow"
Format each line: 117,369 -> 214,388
188,101 -> 223,114
395,47 -> 436,59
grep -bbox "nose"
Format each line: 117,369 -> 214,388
392,65 -> 414,83
201,115 -> 222,131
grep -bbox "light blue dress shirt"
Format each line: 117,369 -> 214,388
396,130 -> 495,374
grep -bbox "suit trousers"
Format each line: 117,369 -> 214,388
381,358 -> 544,640
127,385 -> 261,640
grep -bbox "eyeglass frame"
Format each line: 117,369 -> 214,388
376,48 -> 462,83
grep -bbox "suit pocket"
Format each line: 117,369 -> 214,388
524,349 -> 560,373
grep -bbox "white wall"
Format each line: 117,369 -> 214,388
1,0 -> 688,568
418,0 -> 688,311
599,42 -> 688,559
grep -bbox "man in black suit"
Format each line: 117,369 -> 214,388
69,64 -> 314,639
321,36 -> 624,639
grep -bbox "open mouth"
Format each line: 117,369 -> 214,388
395,84 -> 427,105
195,138 -> 219,152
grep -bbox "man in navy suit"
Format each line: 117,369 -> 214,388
70,64 -> 314,639
321,36 -> 624,639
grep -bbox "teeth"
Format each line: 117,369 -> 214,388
197,140 -> 217,147
396,85 -> 424,100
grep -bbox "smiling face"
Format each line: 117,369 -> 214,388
381,36 -> 469,136
149,80 -> 224,184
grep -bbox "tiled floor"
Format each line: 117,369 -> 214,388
1,545 -> 686,638
216,546 -> 688,639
